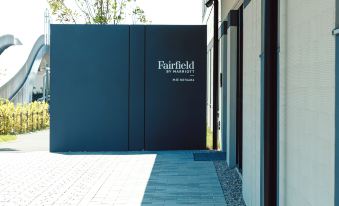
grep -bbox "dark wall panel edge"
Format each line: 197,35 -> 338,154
129,25 -> 146,151
218,21 -> 228,39
227,10 -> 239,29
244,0 -> 251,8
263,0 -> 278,205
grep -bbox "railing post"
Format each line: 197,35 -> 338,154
20,112 -> 23,133
44,9 -> 50,45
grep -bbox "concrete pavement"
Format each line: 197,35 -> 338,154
0,149 -> 226,205
0,130 -> 49,152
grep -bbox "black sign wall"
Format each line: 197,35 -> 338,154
145,26 -> 206,150
50,25 -> 206,152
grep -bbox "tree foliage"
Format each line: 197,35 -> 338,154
48,0 -> 149,24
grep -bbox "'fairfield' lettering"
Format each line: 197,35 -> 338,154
158,61 -> 195,70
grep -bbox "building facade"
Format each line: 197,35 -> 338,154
203,0 -> 337,205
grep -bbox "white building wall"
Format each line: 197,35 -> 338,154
208,49 -> 214,130
242,0 -> 262,205
220,0 -> 239,21
204,4 -> 214,135
279,0 -> 335,205
205,6 -> 214,43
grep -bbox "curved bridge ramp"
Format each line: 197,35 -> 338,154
0,35 -> 49,103
0,34 -> 22,55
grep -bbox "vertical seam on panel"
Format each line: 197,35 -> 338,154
128,26 -> 131,151
144,26 -> 146,150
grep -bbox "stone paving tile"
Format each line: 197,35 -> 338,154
0,130 -> 49,152
0,151 -> 226,206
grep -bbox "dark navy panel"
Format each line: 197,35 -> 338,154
145,25 -> 207,150
129,26 -> 145,150
50,25 -> 129,152
335,34 -> 339,206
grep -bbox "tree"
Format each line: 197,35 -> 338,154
48,0 -> 150,24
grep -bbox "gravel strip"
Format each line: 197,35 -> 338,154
214,160 -> 246,206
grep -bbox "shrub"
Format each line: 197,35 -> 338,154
0,100 -> 49,135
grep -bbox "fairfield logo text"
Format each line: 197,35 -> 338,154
157,61 -> 195,70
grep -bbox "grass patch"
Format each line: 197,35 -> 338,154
206,127 -> 213,150
206,127 -> 222,150
0,135 -> 17,143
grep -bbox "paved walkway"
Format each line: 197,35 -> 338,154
0,130 -> 49,152
0,150 -> 226,205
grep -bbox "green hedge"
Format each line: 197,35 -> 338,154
0,100 -> 49,135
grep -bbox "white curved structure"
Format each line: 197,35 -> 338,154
0,35 -> 49,103
0,34 -> 22,55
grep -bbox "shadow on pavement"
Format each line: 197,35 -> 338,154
0,148 -> 19,152
140,152 -> 226,206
